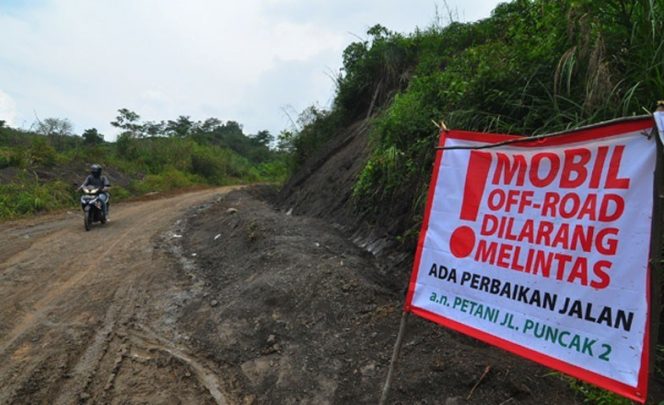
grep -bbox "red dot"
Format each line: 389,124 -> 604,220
450,226 -> 475,258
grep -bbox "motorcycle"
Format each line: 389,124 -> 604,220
80,186 -> 108,231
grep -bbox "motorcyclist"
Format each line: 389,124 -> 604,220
80,164 -> 111,219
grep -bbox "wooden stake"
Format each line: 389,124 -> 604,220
648,111 -> 664,401
379,310 -> 409,405
466,365 -> 491,400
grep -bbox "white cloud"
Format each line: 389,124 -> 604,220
0,90 -> 17,126
0,0 -> 501,139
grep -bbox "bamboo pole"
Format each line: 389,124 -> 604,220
379,311 -> 409,405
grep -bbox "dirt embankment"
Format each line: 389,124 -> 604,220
275,110 -> 664,402
276,119 -> 413,293
0,184 -> 648,403
179,187 -> 579,404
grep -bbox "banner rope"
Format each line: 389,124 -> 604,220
435,114 -> 654,151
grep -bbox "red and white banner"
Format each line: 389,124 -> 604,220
405,118 -> 657,402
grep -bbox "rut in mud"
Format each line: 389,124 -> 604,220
0,188 -> 235,404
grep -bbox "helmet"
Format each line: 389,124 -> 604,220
91,164 -> 102,178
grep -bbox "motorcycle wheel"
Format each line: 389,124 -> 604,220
84,209 -> 92,231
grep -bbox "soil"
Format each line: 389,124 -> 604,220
178,186 -> 581,404
0,187 -> 237,404
0,185 -> 658,404
276,118 -> 420,259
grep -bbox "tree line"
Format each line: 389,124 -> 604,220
0,109 -> 289,219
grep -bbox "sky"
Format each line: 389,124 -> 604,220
0,0 -> 502,140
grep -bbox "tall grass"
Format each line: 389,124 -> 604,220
339,0 -> 664,239
0,181 -> 75,219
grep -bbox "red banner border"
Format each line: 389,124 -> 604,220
404,117 -> 655,402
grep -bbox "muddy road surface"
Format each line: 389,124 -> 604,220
0,188 -> 234,404
1,186 -> 605,404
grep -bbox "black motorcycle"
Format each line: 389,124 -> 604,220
80,186 -> 107,231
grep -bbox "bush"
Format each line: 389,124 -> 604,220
0,148 -> 18,168
342,0 -> 664,240
110,185 -> 131,201
190,144 -> 260,184
254,158 -> 290,182
28,138 -> 58,167
115,132 -> 138,160
0,180 -> 75,219
130,168 -> 199,194
191,147 -> 224,180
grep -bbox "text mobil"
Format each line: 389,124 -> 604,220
405,117 -> 657,402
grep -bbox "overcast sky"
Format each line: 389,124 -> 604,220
0,0 -> 502,140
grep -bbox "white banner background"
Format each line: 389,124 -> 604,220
410,128 -> 655,388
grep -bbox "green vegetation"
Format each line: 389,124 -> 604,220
566,376 -> 632,405
0,180 -> 74,220
285,0 -> 664,239
0,112 -> 288,220
279,1 -> 664,402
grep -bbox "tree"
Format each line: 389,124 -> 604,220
111,108 -> 142,138
34,117 -> 73,137
33,117 -> 74,151
142,121 -> 166,137
221,120 -> 243,135
200,118 -> 222,133
82,128 -> 104,145
166,115 -> 194,138
277,130 -> 295,153
190,118 -> 223,144
253,130 -> 274,148
116,132 -> 138,159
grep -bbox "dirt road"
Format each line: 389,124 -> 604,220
0,186 -> 603,404
0,188 -> 233,404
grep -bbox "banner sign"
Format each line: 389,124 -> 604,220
405,118 -> 657,402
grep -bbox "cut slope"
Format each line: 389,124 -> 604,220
180,187 -> 579,404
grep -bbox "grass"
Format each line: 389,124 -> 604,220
0,180 -> 75,219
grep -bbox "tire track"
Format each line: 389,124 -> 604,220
0,187 -> 236,404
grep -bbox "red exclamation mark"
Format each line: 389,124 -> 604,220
450,150 -> 491,258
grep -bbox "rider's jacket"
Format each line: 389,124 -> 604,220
83,175 -> 111,189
